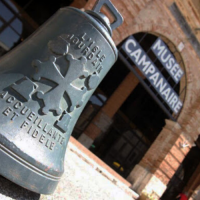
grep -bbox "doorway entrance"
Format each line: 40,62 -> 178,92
90,80 -> 168,178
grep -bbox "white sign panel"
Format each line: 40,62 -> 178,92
151,38 -> 184,83
122,36 -> 182,114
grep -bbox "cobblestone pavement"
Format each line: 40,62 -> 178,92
0,149 -> 133,200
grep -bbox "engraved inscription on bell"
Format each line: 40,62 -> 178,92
32,54 -> 89,115
11,77 -> 38,101
55,111 -> 71,133
6,34 -> 102,133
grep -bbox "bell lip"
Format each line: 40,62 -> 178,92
61,7 -> 118,61
0,143 -> 60,194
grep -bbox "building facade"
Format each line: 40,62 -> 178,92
77,0 -> 200,199
1,0 -> 200,199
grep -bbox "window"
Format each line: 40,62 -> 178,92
0,0 -> 23,51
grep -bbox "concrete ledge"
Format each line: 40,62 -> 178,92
69,137 -> 132,187
68,137 -> 139,199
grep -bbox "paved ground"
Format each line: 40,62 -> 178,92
0,148 -> 134,200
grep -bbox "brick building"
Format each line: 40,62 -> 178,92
1,0 -> 200,199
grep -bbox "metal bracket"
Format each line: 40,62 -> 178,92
92,0 -> 123,31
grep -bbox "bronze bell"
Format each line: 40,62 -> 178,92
0,0 -> 123,194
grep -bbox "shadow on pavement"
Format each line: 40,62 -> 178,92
0,175 -> 40,200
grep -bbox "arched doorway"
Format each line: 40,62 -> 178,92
73,32 -> 187,178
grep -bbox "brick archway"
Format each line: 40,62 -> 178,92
117,26 -> 196,199
114,23 -> 192,121
113,26 -> 192,195
112,21 -> 200,134
119,27 -> 199,199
